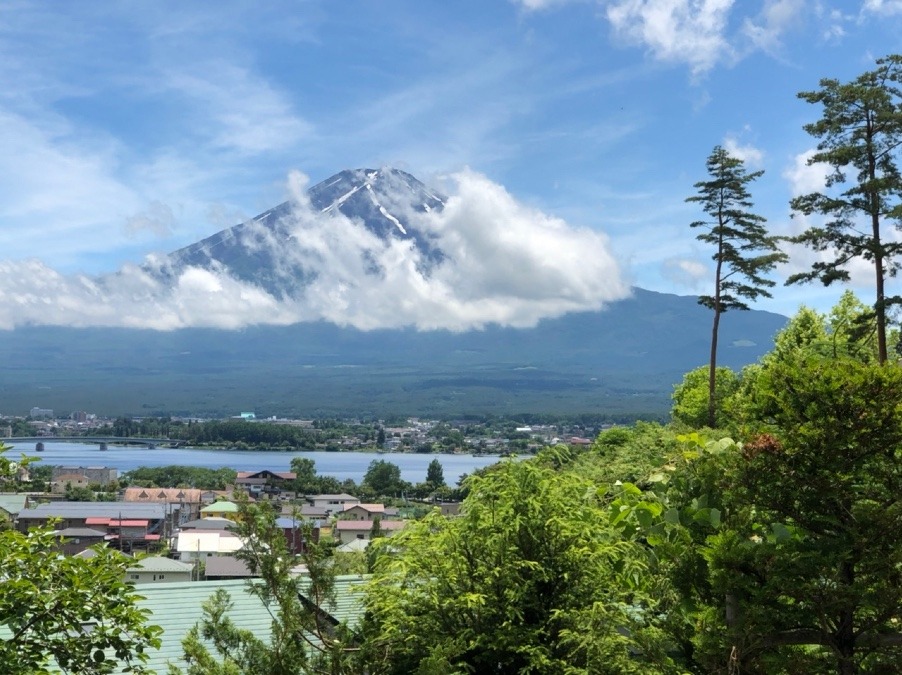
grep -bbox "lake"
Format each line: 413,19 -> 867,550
4,442 -> 506,484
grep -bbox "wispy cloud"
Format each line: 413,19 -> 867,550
862,0 -> 902,16
741,0 -> 805,54
163,62 -> 314,155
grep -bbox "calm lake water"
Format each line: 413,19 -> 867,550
5,442 -> 505,484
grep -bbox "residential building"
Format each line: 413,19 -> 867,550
235,470 -> 296,496
175,530 -> 243,562
126,557 -> 194,584
333,519 -> 405,545
51,466 -> 117,485
122,487 -> 203,525
0,494 -> 28,522
52,527 -> 109,555
306,493 -> 360,514
200,500 -> 240,520
340,503 -> 386,521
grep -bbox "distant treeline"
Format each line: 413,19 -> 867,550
98,418 -> 374,450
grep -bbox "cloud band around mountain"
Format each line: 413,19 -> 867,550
0,169 -> 629,332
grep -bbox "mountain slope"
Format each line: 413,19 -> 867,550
162,168 -> 445,297
0,286 -> 785,419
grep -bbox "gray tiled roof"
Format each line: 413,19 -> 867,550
17,502 -> 166,520
128,557 -> 195,574
53,527 -> 108,538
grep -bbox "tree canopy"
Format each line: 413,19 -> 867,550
788,54 -> 902,363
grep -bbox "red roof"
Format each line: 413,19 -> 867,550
85,517 -> 111,525
144,534 -> 161,541
108,519 -> 149,527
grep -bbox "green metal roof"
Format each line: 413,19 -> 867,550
0,575 -> 368,673
0,494 -> 27,516
138,579 -> 272,672
200,501 -> 238,514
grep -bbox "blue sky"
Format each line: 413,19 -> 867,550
1,1 -> 901,330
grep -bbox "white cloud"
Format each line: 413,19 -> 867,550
723,135 -> 764,166
604,0 -> 736,75
783,149 -> 829,197
862,0 -> 902,16
0,169 -> 630,332
124,201 -> 176,238
661,257 -> 708,290
741,0 -> 804,53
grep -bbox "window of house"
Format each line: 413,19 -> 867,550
356,534 -> 365,539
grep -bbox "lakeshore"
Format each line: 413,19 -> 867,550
5,442 -> 505,484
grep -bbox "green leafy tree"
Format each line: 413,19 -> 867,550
787,54 -> 902,363
687,145 -> 787,427
64,482 -> 96,501
362,460 -> 407,497
667,358 -> 902,673
424,458 -> 444,488
289,457 -> 320,495
360,459 -> 677,674
671,365 -> 740,429
0,443 -> 161,674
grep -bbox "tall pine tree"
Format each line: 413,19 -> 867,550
787,54 -> 902,363
687,146 -> 786,427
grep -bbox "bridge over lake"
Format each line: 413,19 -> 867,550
4,437 -> 186,452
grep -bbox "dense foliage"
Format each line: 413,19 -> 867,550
361,458 -> 676,674
123,465 -> 238,490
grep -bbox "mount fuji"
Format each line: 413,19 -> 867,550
0,168 -> 787,419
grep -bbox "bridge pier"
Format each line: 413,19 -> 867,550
98,442 -> 107,451
35,442 -> 44,452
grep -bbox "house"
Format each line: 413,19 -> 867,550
16,502 -> 166,552
123,487 -> 203,524
179,517 -> 237,531
283,503 -> 328,519
0,494 -> 27,523
50,473 -> 90,494
306,493 -> 360,514
175,530 -> 244,562
235,470 -> 296,496
333,519 -> 406,545
204,555 -> 256,580
336,537 -> 371,553
126,557 -> 194,584
201,500 -> 240,520
275,516 -> 321,554
340,503 -> 386,521
51,466 -> 117,485
52,527 -> 109,555
85,517 -> 162,552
